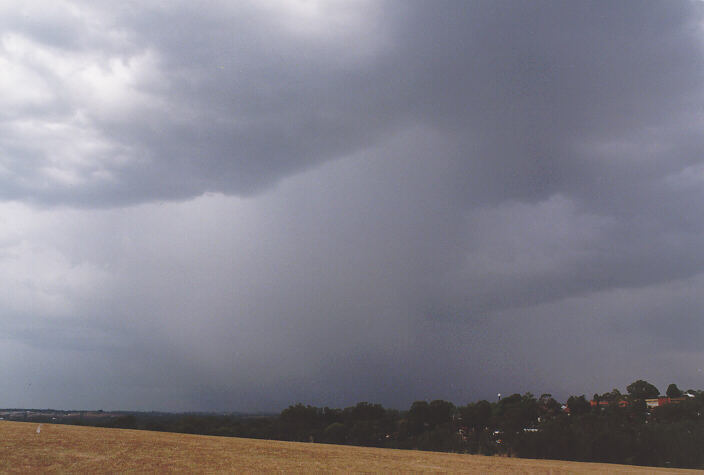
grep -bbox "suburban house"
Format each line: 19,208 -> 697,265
644,397 -> 687,408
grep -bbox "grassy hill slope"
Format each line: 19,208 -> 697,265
0,421 -> 697,473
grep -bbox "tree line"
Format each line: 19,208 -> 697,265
90,380 -> 703,469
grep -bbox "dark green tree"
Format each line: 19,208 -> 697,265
538,393 -> 562,417
493,393 -> 539,455
666,383 -> 683,398
598,388 -> 623,404
469,400 -> 492,430
428,400 -> 455,428
346,402 -> 385,422
566,395 -> 590,416
406,401 -> 431,435
279,404 -> 325,441
322,422 -> 347,444
626,380 -> 659,400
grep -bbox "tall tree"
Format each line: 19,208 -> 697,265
626,380 -> 659,400
666,383 -> 683,398
566,395 -> 590,416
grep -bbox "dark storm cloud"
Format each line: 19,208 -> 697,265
400,0 -> 704,206
1,0 -> 404,204
3,0 -> 699,208
2,1 -> 704,411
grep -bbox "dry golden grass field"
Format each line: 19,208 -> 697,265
0,420 -> 700,473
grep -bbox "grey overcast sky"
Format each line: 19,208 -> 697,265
1,0 -> 704,412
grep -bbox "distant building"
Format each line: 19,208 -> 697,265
645,397 -> 686,408
588,397 -> 686,409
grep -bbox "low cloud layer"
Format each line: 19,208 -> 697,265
1,1 -> 704,411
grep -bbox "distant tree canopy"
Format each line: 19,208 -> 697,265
459,400 -> 491,432
566,395 -> 590,415
598,388 -> 623,402
627,380 -> 660,399
666,383 -> 683,398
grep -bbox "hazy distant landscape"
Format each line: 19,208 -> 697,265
3,379 -> 704,469
0,409 -> 268,425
